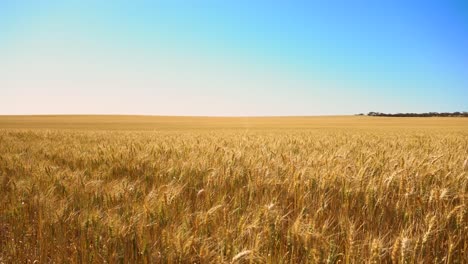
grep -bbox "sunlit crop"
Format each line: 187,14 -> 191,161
1,116 -> 467,263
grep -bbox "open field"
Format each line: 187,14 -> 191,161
1,116 -> 467,263
0,115 -> 467,130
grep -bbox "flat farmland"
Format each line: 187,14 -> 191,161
1,116 -> 467,263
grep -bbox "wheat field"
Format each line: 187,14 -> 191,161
0,116 -> 467,263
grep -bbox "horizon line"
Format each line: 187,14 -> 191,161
0,113 -> 466,118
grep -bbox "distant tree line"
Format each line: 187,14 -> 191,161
356,112 -> 468,117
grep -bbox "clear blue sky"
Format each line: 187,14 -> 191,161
1,0 -> 467,115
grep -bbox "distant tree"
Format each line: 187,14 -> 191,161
363,111 -> 467,117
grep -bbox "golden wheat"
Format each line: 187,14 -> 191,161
0,116 -> 467,263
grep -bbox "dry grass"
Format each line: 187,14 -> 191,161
0,116 -> 467,263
